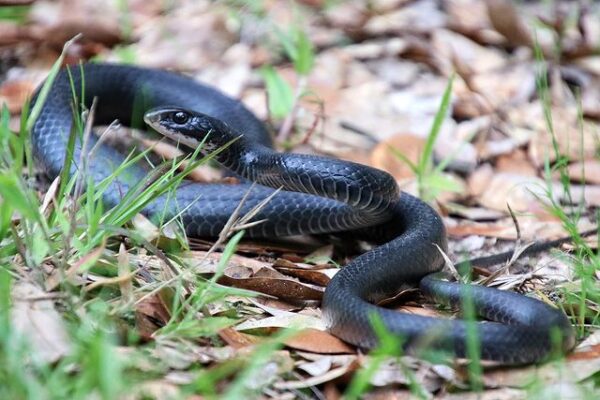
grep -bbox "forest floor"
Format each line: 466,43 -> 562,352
0,0 -> 599,399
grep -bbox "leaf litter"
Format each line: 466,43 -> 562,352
2,0 -> 600,397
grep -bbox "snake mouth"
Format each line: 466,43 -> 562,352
144,107 -> 202,150
142,108 -> 164,125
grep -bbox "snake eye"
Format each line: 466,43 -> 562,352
172,111 -> 189,125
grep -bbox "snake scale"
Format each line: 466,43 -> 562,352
31,63 -> 575,364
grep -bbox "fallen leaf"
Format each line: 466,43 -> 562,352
471,171 -> 551,213
482,357 -> 600,388
11,282 -> 71,363
566,184 -> 600,207
273,266 -> 332,286
185,252 -> 271,275
432,29 -> 506,76
364,0 -> 446,36
220,267 -> 325,302
284,328 -> 355,354
218,327 -> 261,348
495,149 -> 538,176
235,313 -> 326,332
446,0 -> 504,45
566,160 -> 600,184
521,104 -> 599,166
371,133 -> 425,181
0,79 -> 35,113
443,203 -> 505,221
485,0 -> 533,48
275,358 -> 356,390
438,389 -> 526,400
135,292 -> 172,339
470,64 -> 536,110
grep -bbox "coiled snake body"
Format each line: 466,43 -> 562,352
32,63 -> 575,364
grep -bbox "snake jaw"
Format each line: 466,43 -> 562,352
144,107 -> 204,150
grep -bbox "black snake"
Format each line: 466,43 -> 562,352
31,63 -> 575,364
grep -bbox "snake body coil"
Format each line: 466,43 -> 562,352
32,63 -> 575,364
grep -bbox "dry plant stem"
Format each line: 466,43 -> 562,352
277,75 -> 307,142
88,120 -> 122,160
200,185 -> 279,261
117,243 -> 134,305
338,121 -> 379,144
40,177 -> 60,215
132,185 -> 279,314
436,243 -> 462,281
84,271 -> 137,292
10,222 -> 30,269
229,187 -> 282,233
299,101 -> 324,145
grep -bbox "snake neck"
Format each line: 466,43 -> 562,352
193,116 -> 401,222
145,109 -> 400,223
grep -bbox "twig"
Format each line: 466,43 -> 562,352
338,121 -> 379,144
277,75 -> 307,142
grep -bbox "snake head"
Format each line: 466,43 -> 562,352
144,106 -> 232,151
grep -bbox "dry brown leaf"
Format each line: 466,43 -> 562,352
185,251 -> 271,275
365,0 -> 446,36
446,222 -> 516,239
445,0 -> 504,45
576,56 -> 600,76
446,217 -> 584,241
470,170 -> 550,213
431,29 -> 506,76
495,149 -> 538,176
135,292 -> 172,340
43,19 -> 124,49
219,266 -> 324,301
470,64 -> 536,110
485,0 -> 533,48
218,327 -> 261,349
566,184 -> 600,207
274,267 -> 332,286
455,116 -> 491,143
574,328 -> 600,351
367,358 -> 445,391
443,203 -> 505,221
371,133 -> 425,181
582,86 -> 600,120
510,104 -> 600,166
252,297 -> 299,312
482,357 -> 600,388
0,22 -> 34,46
0,79 -> 35,113
11,282 -> 71,363
344,38 -> 410,62
566,160 -> 600,184
453,234 -> 487,253
284,328 -> 354,354
324,1 -> 367,30
197,43 -> 253,98
569,344 -> 600,361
